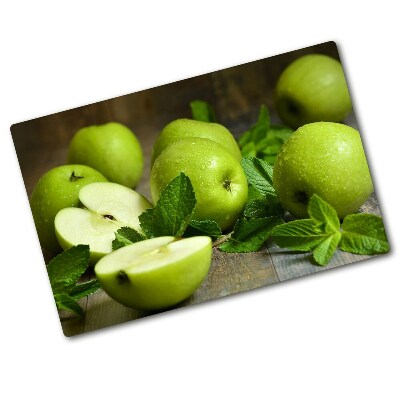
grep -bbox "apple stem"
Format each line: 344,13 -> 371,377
223,180 -> 232,192
212,232 -> 232,247
69,171 -> 84,182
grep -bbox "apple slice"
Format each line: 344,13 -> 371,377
54,182 -> 152,263
94,236 -> 212,310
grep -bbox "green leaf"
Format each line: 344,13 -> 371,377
47,245 -> 90,294
267,125 -> 293,141
184,219 -> 222,240
339,214 -> 389,255
138,208 -> 156,238
112,226 -> 146,250
237,106 -> 292,165
249,105 -> 270,143
54,293 -> 83,316
241,141 -> 257,158
241,157 -> 275,197
190,100 -> 217,122
308,194 -> 340,233
69,279 -> 101,300
237,129 -> 251,148
271,219 -> 329,251
243,195 -> 284,219
219,216 -> 283,253
140,173 -> 196,238
313,232 -> 342,266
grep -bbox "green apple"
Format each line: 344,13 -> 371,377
95,236 -> 212,310
151,137 -> 248,231
30,165 -> 108,253
55,182 -> 152,263
67,122 -> 143,188
273,122 -> 373,219
151,118 -> 242,166
274,54 -> 352,129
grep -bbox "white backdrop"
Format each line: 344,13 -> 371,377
1,2 -> 399,399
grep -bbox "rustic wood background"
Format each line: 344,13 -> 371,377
11,41 -> 380,336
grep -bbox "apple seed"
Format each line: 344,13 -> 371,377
117,270 -> 130,284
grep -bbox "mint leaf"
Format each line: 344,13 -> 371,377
339,214 -> 389,255
138,208 -> 156,238
47,245 -> 90,294
271,219 -> 329,251
237,105 -> 293,164
54,293 -> 83,316
112,226 -> 146,250
271,195 -> 342,265
241,157 -> 275,197
313,232 -> 342,266
69,279 -> 101,300
308,194 -> 340,233
219,216 -> 283,253
190,100 -> 217,122
244,186 -> 284,219
241,142 -> 257,158
184,219 -> 222,240
140,173 -> 196,238
267,125 -> 293,141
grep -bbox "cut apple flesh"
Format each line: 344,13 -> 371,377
54,182 -> 153,263
94,236 -> 212,310
55,208 -> 125,263
79,182 -> 152,231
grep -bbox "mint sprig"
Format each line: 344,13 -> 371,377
339,214 -> 389,254
184,219 -> 222,240
139,172 -> 196,238
112,227 -> 146,250
47,245 -> 100,315
238,105 -> 293,164
219,216 -> 283,253
271,194 -> 389,266
241,157 -> 284,218
190,100 -> 217,123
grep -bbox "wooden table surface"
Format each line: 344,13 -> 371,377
11,41 -> 380,336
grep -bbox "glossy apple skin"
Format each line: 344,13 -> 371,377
151,138 -> 248,231
274,54 -> 352,129
67,122 -> 143,188
30,165 -> 107,253
95,236 -> 212,310
273,122 -> 373,219
151,118 -> 242,166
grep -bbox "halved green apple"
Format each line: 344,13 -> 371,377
94,236 -> 212,310
54,182 -> 152,263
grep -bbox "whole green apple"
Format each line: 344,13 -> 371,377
55,182 -> 152,263
67,122 -> 143,188
273,122 -> 373,219
95,236 -> 212,310
151,138 -> 248,231
30,165 -> 107,253
274,54 -> 352,129
151,118 -> 242,166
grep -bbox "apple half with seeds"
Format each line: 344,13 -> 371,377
54,182 -> 152,263
94,236 -> 212,310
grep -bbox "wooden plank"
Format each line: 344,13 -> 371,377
267,240 -> 371,282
